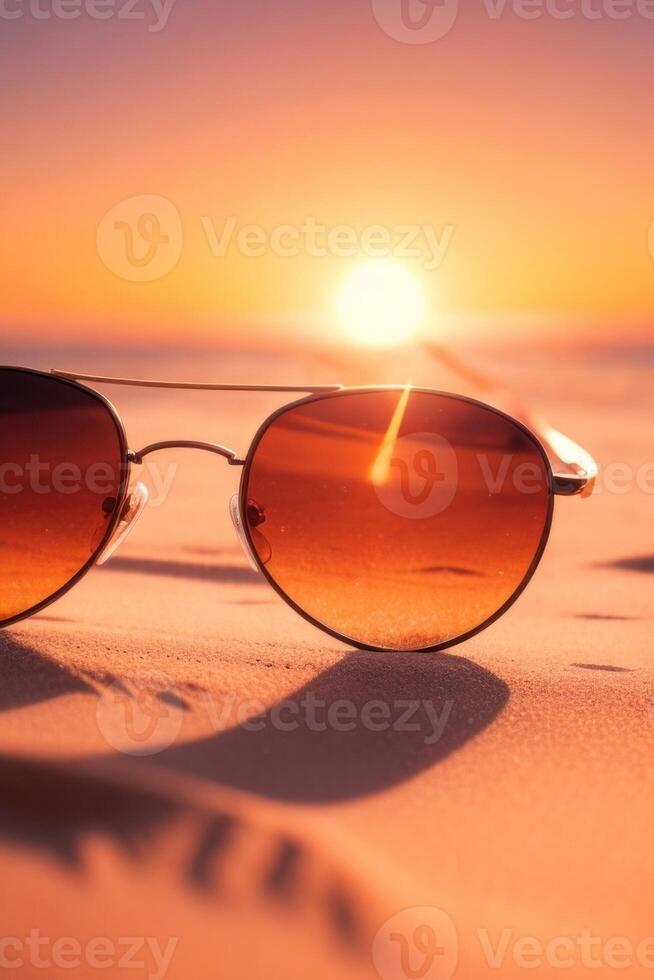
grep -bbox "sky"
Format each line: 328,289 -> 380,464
2,0 -> 654,347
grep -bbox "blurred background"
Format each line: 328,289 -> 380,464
2,0 -> 654,355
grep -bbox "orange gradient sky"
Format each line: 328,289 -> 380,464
2,1 -> 654,346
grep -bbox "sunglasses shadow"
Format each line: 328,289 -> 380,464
0,633 -> 508,807
0,751 -> 382,953
0,632 -> 507,919
600,554 -> 654,574
154,650 -> 509,804
102,555 -> 262,585
0,632 -> 96,711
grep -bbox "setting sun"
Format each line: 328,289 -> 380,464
337,260 -> 425,348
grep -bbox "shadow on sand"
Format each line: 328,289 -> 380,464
157,649 -> 509,803
0,630 -> 508,910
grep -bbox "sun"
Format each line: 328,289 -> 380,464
337,260 -> 425,348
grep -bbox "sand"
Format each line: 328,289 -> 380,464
0,339 -> 652,979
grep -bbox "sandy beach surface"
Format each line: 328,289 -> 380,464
0,340 -> 652,979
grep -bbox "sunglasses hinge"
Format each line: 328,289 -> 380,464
551,472 -> 589,496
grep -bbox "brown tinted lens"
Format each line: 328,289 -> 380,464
244,390 -> 552,650
0,369 -> 125,624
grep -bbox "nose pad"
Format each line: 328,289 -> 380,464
229,495 -> 270,570
96,482 -> 149,566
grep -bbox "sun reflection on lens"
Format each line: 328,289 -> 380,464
370,383 -> 412,486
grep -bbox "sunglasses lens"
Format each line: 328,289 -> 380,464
243,390 -> 552,650
0,369 -> 126,624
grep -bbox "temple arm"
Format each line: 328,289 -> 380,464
51,370 -> 341,394
424,344 -> 598,498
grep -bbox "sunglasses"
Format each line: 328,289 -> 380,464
0,363 -> 597,652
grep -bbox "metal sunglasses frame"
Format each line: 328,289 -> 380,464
0,362 -> 598,650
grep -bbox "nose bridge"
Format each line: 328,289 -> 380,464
128,440 -> 245,466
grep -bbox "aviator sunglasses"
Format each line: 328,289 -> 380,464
0,363 -> 597,652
